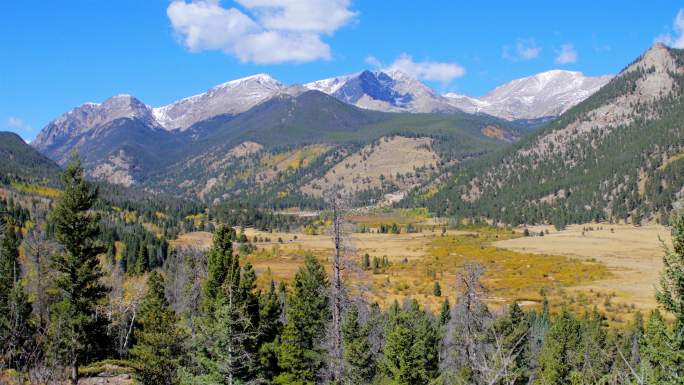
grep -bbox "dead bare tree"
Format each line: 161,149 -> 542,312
441,262 -> 490,384
326,189 -> 346,384
163,245 -> 207,330
21,227 -> 58,327
102,264 -> 146,358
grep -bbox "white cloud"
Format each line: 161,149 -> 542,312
7,117 -> 33,133
555,44 -> 578,64
502,38 -> 541,61
167,0 -> 356,64
364,55 -> 382,68
656,9 -> 684,48
386,53 -> 466,84
236,0 -> 356,34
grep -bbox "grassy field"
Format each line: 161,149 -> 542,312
494,223 -> 670,316
169,214 -> 665,322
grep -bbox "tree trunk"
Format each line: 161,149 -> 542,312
330,198 -> 343,382
71,359 -> 78,385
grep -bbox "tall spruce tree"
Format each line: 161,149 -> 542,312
275,255 -> 330,385
0,220 -> 20,312
130,271 -> 185,385
492,302 -> 530,385
202,226 -> 235,312
341,304 -> 375,384
381,300 -> 438,385
535,310 -> 582,385
258,280 -> 284,382
183,225 -> 259,385
48,154 -> 108,385
641,309 -> 677,384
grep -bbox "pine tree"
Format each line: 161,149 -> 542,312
574,309 -> 610,383
433,281 -> 442,297
48,154 -> 108,385
184,226 -> 259,385
657,213 -> 684,321
382,300 -> 438,385
130,272 -> 185,385
275,255 -> 330,385
184,291 -> 258,385
439,298 -> 451,326
641,310 -> 677,384
492,302 -> 530,385
341,305 -> 375,384
258,280 -> 284,382
653,212 -> 684,381
202,225 -> 236,312
535,310 -> 582,385
0,220 -> 20,312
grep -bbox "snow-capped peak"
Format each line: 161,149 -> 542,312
304,73 -> 357,95
152,73 -> 285,130
444,69 -> 612,120
305,69 -> 456,113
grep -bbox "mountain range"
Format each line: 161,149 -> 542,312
10,43 -> 684,224
28,64 -> 611,206
32,68 -> 610,156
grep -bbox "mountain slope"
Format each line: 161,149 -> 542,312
152,91 -> 516,205
411,43 -> 684,227
0,131 -> 61,185
444,70 -> 612,120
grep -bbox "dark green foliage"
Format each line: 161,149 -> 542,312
275,256 -> 330,385
492,303 -> 530,385
48,154 -> 108,384
657,213 -> 684,322
641,309 -> 679,383
341,305 -> 375,384
0,220 -> 20,312
130,272 -> 186,385
535,310 -> 583,385
433,281 -> 441,297
439,298 -> 451,326
410,46 -> 684,227
202,225 -> 237,312
183,225 -> 261,385
257,280 -> 284,381
381,300 -> 438,385
0,131 -> 61,186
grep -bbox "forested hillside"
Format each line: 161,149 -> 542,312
0,132 -> 61,186
408,44 -> 684,228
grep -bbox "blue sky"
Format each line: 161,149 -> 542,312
2,1 -> 684,141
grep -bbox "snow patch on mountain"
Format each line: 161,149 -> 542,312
153,73 -> 284,130
444,70 -> 612,120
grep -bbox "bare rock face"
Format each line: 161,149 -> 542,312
32,94 -> 157,152
89,149 -> 135,187
444,70 -> 612,120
